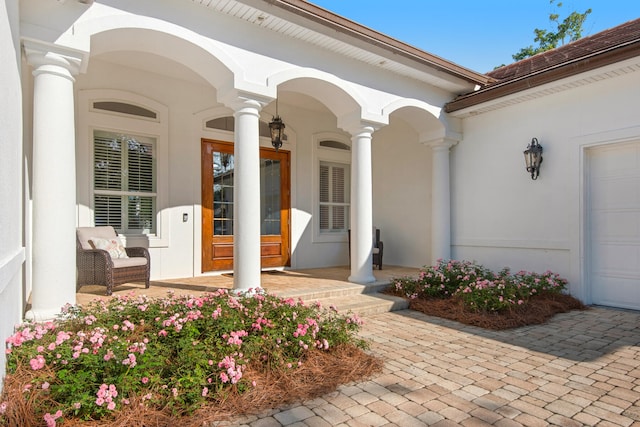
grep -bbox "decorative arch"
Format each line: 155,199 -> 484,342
382,98 -> 441,121
382,100 -> 443,136
269,68 -> 366,121
63,15 -> 241,91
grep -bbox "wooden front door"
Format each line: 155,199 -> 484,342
201,139 -> 290,272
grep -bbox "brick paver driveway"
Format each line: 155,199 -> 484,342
228,306 -> 640,426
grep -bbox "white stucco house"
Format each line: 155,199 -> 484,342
1,0 -> 639,388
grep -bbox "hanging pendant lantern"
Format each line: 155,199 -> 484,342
269,97 -> 285,151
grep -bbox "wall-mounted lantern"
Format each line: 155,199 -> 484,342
524,138 -> 543,180
269,98 -> 285,151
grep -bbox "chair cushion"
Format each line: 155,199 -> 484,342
89,236 -> 129,259
77,226 -> 117,250
112,257 -> 147,268
373,247 -> 380,255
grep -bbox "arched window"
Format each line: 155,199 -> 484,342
319,140 -> 350,151
205,116 -> 274,138
93,101 -> 157,120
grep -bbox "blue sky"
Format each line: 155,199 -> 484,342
308,1 -> 640,73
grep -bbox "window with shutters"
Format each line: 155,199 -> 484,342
313,132 -> 351,242
319,161 -> 350,233
93,130 -> 156,234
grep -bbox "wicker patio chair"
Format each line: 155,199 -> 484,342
76,226 -> 150,296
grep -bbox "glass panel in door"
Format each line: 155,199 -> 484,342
261,158 -> 281,235
213,152 -> 234,236
202,140 -> 290,272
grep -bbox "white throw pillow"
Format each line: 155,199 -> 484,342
89,236 -> 129,259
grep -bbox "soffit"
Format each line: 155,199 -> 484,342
190,0 -> 488,94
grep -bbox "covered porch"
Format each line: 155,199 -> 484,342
75,266 -> 420,316
18,0 -> 482,321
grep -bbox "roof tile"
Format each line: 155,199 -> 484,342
487,18 -> 640,83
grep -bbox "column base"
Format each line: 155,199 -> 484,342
25,307 -> 66,322
348,273 -> 376,284
231,285 -> 263,295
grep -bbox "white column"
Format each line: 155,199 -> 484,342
348,125 -> 376,284
427,139 -> 456,265
231,98 -> 264,292
24,46 -> 82,320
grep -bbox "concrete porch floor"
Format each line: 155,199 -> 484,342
75,266 -> 420,307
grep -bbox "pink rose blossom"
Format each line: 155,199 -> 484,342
43,410 -> 62,427
29,355 -> 46,370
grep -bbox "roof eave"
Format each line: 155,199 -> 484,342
444,39 -> 640,113
246,0 -> 494,87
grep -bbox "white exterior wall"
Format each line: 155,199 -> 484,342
373,118 -> 432,267
452,61 -> 640,303
0,0 -> 25,390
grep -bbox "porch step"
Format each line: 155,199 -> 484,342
271,280 -> 393,301
311,293 -> 409,317
270,277 -> 408,317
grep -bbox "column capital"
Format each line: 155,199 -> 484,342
422,137 -> 459,151
339,115 -> 386,137
218,88 -> 274,114
22,38 -> 88,80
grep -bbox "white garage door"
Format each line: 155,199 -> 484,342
589,141 -> 640,310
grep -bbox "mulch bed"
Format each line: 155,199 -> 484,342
406,292 -> 586,330
2,345 -> 383,427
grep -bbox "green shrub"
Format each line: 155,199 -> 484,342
1,289 -> 366,425
392,259 -> 568,313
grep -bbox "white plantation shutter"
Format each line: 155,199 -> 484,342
94,134 -> 122,191
93,130 -> 156,234
94,195 -> 122,229
319,162 -> 349,232
319,164 -> 330,230
331,166 -> 346,230
127,196 -> 155,231
319,165 -> 329,203
332,167 -> 344,203
332,206 -> 345,230
127,140 -> 154,192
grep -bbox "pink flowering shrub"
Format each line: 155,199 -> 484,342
1,289 -> 365,424
392,259 -> 568,313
